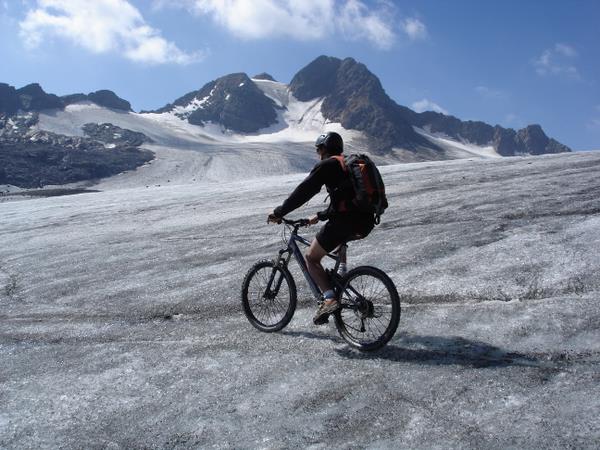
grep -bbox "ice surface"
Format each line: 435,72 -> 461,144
1,151 -> 599,448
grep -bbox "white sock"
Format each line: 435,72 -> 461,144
323,290 -> 335,300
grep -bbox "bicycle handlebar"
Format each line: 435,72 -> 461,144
282,218 -> 310,227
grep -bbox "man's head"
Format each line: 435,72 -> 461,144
315,132 -> 343,159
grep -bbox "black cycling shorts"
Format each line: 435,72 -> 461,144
315,213 -> 375,253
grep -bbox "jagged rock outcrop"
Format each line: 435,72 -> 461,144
516,125 -> 570,155
16,83 -> 64,111
82,123 -> 153,146
62,90 -> 132,111
0,114 -> 153,188
87,90 -> 131,111
150,73 -> 280,133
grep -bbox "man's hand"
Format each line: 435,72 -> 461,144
308,215 -> 319,225
267,212 -> 282,224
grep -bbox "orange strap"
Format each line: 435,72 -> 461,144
331,155 -> 347,172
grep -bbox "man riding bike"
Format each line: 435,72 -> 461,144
267,131 -> 376,325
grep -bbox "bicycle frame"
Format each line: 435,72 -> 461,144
274,223 -> 344,302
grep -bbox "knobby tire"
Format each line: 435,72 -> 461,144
241,260 -> 297,332
334,266 -> 400,351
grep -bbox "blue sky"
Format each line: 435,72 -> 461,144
1,0 -> 599,150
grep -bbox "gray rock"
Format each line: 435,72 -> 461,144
63,90 -> 132,111
87,90 -> 132,111
0,113 -> 153,188
0,83 -> 21,116
150,73 -> 280,133
16,83 -> 64,111
252,72 -> 276,82
289,55 -> 341,101
82,123 -> 153,146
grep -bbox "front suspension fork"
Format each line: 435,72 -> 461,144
265,250 -> 291,297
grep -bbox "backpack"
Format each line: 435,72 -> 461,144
332,154 -> 388,224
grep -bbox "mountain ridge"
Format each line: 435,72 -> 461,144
0,82 -> 132,114
0,55 -> 571,158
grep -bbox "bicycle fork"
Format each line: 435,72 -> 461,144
264,251 -> 291,299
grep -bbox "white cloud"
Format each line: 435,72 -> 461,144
337,0 -> 395,49
19,0 -> 204,65
412,99 -> 448,115
555,43 -> 577,57
401,17 -> 427,41
188,0 -> 334,41
163,0 -> 404,50
533,43 -> 581,80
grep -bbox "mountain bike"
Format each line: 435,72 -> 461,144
241,218 -> 400,351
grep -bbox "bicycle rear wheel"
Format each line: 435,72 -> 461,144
334,266 -> 400,351
241,260 -> 297,332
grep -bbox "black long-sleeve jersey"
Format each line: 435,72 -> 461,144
274,157 -> 354,220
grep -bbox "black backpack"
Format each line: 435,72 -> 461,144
332,154 -> 388,224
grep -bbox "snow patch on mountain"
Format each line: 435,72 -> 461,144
171,90 -> 214,120
415,127 -> 501,159
247,78 -> 364,144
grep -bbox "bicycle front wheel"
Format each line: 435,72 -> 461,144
241,260 -> 297,332
334,266 -> 400,351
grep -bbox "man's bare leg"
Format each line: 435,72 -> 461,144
305,238 -> 333,299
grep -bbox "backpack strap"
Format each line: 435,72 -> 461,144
329,155 -> 351,212
331,155 -> 347,172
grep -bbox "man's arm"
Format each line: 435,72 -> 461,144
273,161 -> 330,218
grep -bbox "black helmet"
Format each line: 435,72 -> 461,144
315,131 -> 343,155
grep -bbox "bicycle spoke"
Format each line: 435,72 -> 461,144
334,268 -> 400,350
242,262 -> 297,330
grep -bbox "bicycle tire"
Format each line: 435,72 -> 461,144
241,259 -> 297,332
334,266 -> 400,351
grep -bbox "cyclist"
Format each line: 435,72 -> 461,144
267,131 -> 375,325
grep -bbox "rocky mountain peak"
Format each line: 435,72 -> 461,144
15,83 -> 63,111
151,72 -> 279,133
252,73 -> 276,82
517,124 -> 547,150
289,55 -> 342,101
87,90 -> 132,111
62,90 -> 132,111
290,56 -> 429,152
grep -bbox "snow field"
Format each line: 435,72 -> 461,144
1,151 -> 599,447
